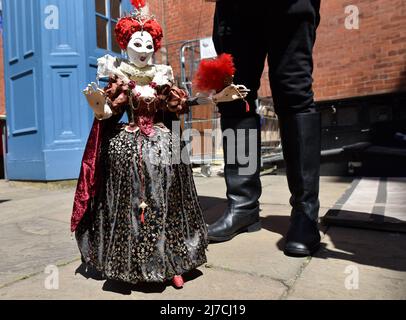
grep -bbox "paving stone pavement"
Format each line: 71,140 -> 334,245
0,175 -> 405,300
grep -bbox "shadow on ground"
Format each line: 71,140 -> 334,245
74,263 -> 203,295
201,195 -> 406,272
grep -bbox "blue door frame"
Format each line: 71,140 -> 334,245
2,0 -> 132,181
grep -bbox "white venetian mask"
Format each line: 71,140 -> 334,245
127,31 -> 154,68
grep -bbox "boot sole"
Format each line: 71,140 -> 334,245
283,242 -> 320,257
208,221 -> 262,243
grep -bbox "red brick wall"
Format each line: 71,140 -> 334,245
147,0 -> 406,101
147,0 -> 215,78
0,35 -> 5,116
313,0 -> 406,101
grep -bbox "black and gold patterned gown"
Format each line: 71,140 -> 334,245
75,70 -> 208,284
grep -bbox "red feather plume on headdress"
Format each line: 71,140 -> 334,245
131,0 -> 146,10
193,54 -> 236,93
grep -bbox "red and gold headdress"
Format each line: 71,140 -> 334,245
115,0 -> 163,52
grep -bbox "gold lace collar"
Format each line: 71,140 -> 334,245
117,60 -> 156,85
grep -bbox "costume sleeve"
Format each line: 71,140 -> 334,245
166,86 -> 190,114
156,84 -> 190,115
103,75 -> 130,114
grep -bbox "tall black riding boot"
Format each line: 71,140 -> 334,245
208,115 -> 262,242
279,111 -> 321,257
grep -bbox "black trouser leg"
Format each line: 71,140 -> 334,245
267,0 -> 322,256
208,0 -> 322,250
207,1 -> 265,242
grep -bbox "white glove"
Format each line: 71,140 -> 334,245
83,82 -> 113,120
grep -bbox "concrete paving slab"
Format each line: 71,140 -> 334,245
2,175 -> 405,300
0,261 -> 287,300
0,217 -> 78,288
287,226 -> 406,299
205,220 -> 307,284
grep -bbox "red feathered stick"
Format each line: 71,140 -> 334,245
131,0 -> 146,10
193,54 -> 236,93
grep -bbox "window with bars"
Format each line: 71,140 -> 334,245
95,0 -> 122,53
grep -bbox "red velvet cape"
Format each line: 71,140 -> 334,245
70,118 -> 105,232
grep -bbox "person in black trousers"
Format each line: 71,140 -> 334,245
207,0 -> 322,257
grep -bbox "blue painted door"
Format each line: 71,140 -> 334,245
39,0 -> 91,180
2,0 -> 44,179
2,0 -> 134,180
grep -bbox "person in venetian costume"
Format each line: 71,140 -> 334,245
70,0 -> 248,288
